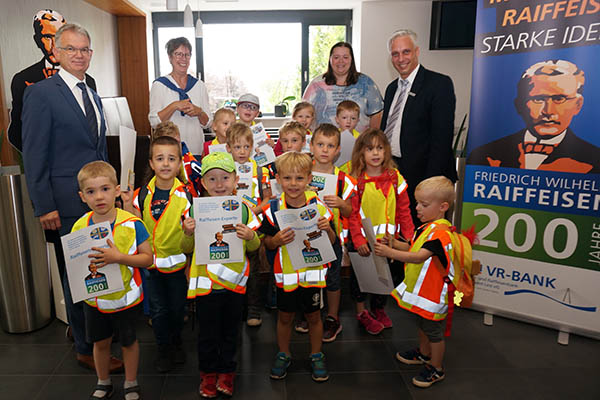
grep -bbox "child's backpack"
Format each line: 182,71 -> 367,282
431,224 -> 480,336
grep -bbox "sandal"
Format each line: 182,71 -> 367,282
89,384 -> 114,399
124,385 -> 141,400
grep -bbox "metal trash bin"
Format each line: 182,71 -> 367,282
0,166 -> 52,333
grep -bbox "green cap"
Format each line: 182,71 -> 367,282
201,151 -> 236,176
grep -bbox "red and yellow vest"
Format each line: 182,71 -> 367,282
391,219 -> 458,321
187,202 -> 260,298
331,167 -> 356,243
262,191 -> 332,292
72,209 -> 144,313
133,177 -> 192,273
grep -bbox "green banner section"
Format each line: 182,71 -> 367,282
462,202 -> 600,271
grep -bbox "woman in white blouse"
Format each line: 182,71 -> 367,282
149,37 -> 211,155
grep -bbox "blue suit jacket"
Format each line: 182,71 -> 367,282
22,73 -> 107,219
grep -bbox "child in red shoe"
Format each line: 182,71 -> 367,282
347,129 -> 414,335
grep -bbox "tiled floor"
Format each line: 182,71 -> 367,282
1,279 -> 599,400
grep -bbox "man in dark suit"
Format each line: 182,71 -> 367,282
8,9 -> 97,151
380,29 -> 457,224
467,60 -> 600,174
21,23 -> 121,372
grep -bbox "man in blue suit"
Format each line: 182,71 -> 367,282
21,23 -> 121,372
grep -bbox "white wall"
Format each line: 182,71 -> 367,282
0,0 -> 120,106
358,0 -> 474,126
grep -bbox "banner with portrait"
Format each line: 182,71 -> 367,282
463,0 -> 600,338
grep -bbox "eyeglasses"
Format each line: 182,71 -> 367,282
57,46 -> 92,56
173,51 -> 192,59
528,95 -> 577,105
238,103 -> 259,111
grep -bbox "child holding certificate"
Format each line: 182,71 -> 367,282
187,152 -> 261,398
259,152 -> 336,382
347,129 -> 414,335
266,121 -> 308,181
335,100 -> 362,174
73,161 -> 153,400
123,136 -> 195,373
274,101 -> 315,155
226,123 -> 272,327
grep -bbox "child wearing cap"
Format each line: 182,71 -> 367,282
186,152 -> 261,398
237,93 -> 275,148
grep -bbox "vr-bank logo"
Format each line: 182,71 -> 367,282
486,265 -> 597,312
90,226 -> 109,240
221,199 -> 240,211
299,208 -> 317,221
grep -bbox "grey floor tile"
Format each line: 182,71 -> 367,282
0,375 -> 48,400
0,344 -> 71,375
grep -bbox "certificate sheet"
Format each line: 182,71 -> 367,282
334,129 -> 356,167
274,204 -> 336,270
251,123 -> 276,166
119,125 -> 137,190
208,143 -> 228,154
61,221 -> 125,303
193,196 -> 243,264
235,162 -> 255,204
349,252 -> 394,295
270,179 -> 283,197
309,172 -> 337,201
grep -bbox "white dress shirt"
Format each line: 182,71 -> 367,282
389,64 -> 420,158
58,68 -> 101,135
148,74 -> 212,155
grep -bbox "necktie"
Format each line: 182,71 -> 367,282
77,82 -> 98,147
384,79 -> 410,156
523,141 -> 556,155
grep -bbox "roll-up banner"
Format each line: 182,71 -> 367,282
463,0 -> 600,339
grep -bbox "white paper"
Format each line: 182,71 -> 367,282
235,162 -> 255,204
193,196 -> 243,264
334,129 -> 356,167
209,143 -> 228,154
309,172 -> 337,201
275,204 -> 336,270
361,218 -> 391,274
119,125 -> 137,190
270,179 -> 283,197
251,123 -> 276,166
349,252 -> 394,295
61,221 -> 125,303
302,134 -> 311,153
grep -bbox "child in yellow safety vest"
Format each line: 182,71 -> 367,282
348,129 -> 415,335
186,151 -> 261,398
225,122 -> 272,327
259,152 -> 337,383
336,100 -> 362,174
123,136 -> 195,374
73,161 -> 153,400
373,176 -> 458,389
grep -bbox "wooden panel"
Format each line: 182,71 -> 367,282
84,0 -> 145,17
117,16 -> 150,136
0,46 -> 17,166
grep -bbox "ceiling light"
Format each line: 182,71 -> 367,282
166,0 -> 178,10
183,4 -> 194,27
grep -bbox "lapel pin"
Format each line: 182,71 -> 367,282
408,92 -> 416,97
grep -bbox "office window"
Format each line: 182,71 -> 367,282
152,10 -> 352,114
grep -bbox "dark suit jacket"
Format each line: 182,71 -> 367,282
8,58 -> 97,152
21,73 -> 107,220
467,129 -> 600,174
381,66 -> 457,188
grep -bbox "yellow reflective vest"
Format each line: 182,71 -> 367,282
391,219 -> 458,321
133,177 -> 192,273
72,209 -> 145,313
187,201 -> 260,298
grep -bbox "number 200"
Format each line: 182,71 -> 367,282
474,209 -> 578,259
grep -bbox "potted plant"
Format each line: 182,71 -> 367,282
274,95 -> 296,117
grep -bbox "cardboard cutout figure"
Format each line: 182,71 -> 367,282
7,9 -> 97,151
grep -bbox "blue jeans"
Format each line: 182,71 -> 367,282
58,216 -> 93,355
146,268 -> 187,346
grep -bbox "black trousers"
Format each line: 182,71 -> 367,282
196,290 -> 243,373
